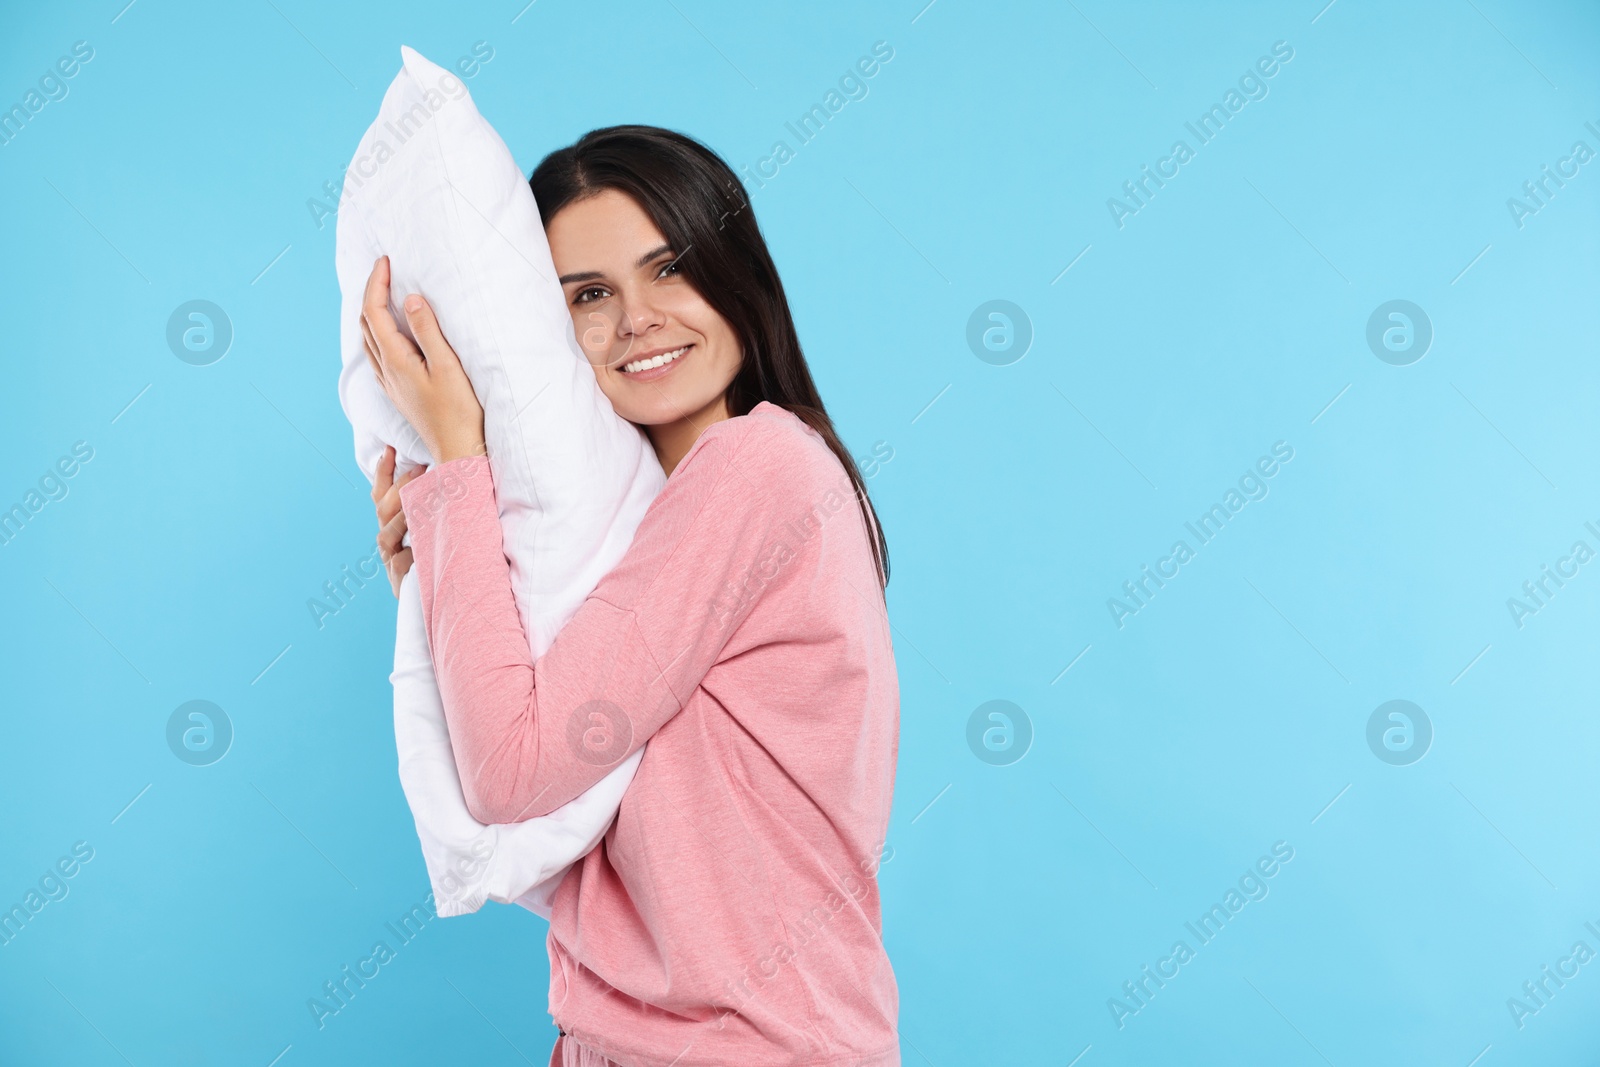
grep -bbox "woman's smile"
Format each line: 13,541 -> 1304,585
618,342 -> 693,380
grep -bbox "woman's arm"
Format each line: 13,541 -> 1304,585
400,419 -> 814,824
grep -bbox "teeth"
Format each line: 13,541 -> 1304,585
622,345 -> 689,375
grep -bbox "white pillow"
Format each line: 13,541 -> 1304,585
335,46 -> 664,918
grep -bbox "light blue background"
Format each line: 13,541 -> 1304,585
3,1 -> 1599,1063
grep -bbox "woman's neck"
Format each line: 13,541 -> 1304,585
649,394 -> 734,476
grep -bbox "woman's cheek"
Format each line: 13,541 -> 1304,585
576,311 -> 614,362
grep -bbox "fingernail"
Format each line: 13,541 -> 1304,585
404,294 -> 423,314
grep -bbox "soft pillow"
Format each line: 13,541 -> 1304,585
335,46 -> 664,918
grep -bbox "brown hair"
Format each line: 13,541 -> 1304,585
530,125 -> 889,588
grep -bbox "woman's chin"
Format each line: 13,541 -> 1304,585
609,385 -> 720,429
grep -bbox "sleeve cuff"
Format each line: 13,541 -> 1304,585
398,455 -> 498,560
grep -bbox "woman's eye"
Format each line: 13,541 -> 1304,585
574,287 -> 607,304
658,260 -> 680,278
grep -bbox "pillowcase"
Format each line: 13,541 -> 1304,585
335,46 -> 664,917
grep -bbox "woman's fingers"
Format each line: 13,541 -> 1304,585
361,255 -> 392,332
362,256 -> 423,374
378,509 -> 407,559
385,546 -> 413,598
376,479 -> 400,548
378,463 -> 426,524
377,467 -> 401,525
377,461 -> 427,572
360,257 -> 391,369
361,316 -> 383,385
377,484 -> 402,530
373,445 -> 395,504
402,294 -> 458,373
361,257 -> 395,389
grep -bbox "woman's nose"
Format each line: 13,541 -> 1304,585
618,291 -> 666,337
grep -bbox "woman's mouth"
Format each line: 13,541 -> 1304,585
618,344 -> 692,382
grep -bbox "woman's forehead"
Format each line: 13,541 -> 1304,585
549,190 -> 666,271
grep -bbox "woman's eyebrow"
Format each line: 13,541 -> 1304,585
558,244 -> 675,286
634,243 -> 673,267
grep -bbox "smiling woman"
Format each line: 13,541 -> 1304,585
359,125 -> 902,1066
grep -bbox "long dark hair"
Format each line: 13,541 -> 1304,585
530,125 -> 889,588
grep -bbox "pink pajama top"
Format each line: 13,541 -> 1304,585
401,401 -> 901,1066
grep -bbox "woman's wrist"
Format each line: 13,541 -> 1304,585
432,434 -> 487,464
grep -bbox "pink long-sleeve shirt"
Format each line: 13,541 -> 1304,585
401,401 -> 901,1066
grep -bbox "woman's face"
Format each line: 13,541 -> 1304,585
548,188 -> 742,428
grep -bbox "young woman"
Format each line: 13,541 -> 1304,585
360,126 -> 902,1067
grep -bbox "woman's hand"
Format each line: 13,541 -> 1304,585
374,445 -> 426,596
360,255 -> 487,464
